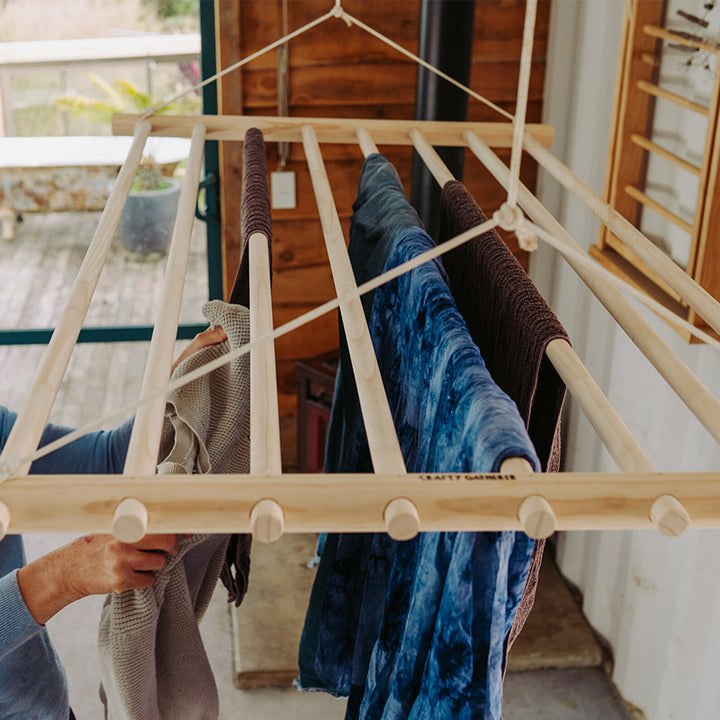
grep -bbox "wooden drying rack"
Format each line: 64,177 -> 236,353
1,113 -> 720,545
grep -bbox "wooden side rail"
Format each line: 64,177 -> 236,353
0,471 -> 715,535
112,113 -> 554,149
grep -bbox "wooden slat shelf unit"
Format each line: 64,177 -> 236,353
594,0 -> 720,341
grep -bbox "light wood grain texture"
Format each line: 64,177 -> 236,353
409,128 -> 455,186
384,497 -> 421,540
602,1 -> 664,258
465,130 -> 720,446
624,184 -> 694,234
112,113 -> 554,149
122,123 -> 206,479
630,133 -> 702,176
4,471 -> 720,533
650,494 -> 691,538
250,231 -> 282,476
356,126 -> 379,157
112,497 -> 149,543
636,80 -> 709,116
545,339 -> 655,474
301,123 -> 406,475
0,119 -> 150,478
0,500 -> 9,540
249,498 -> 285,543
517,495 -> 557,539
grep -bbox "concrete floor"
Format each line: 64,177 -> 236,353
4,211 -> 635,719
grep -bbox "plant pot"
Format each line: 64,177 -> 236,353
115,176 -> 181,255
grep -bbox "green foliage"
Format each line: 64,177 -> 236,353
141,0 -> 197,21
54,71 -> 200,124
131,159 -> 174,191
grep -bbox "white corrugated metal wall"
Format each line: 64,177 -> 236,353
534,1 -> 720,718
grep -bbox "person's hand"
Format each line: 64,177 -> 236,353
17,533 -> 181,625
171,325 -> 227,374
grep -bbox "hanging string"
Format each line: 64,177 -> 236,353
525,220 -> 720,352
507,0 -> 539,208
332,6 -> 514,122
146,6 -> 339,115
144,0 -> 514,123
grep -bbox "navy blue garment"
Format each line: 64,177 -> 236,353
298,154 -> 423,694
297,225 -> 540,719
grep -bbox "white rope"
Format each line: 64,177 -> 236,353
334,7 -> 514,122
523,218 -> 720,352
146,7 -> 339,114
507,0 -> 539,208
0,218 -> 498,480
143,1 -> 514,123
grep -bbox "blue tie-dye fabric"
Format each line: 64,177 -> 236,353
298,222 -> 540,719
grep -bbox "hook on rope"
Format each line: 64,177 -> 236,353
493,202 -> 538,252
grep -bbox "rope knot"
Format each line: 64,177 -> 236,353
493,202 -> 538,252
331,0 -> 352,26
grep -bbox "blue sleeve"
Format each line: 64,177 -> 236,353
0,405 -> 132,659
0,405 -> 132,475
0,569 -> 45,660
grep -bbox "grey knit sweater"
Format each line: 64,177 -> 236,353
99,300 -> 251,720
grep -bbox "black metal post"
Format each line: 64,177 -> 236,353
411,0 -> 476,239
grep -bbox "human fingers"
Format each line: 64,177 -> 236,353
130,533 -> 181,555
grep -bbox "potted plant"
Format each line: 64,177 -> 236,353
115,154 -> 182,254
55,73 -> 198,254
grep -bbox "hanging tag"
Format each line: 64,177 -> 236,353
271,170 -> 296,209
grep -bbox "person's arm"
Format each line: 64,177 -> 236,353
16,533 -> 180,624
6,325 -> 228,627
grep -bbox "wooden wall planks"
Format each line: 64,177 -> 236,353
215,0 -> 550,468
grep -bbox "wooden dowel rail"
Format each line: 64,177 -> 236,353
301,124 -> 407,477
0,119 -> 151,480
114,122 -> 206,542
249,231 -> 282,479
545,339 -> 655,474
630,133 -> 702,176
636,80 -> 710,116
111,113 -> 554,149
248,230 -> 284,542
356,126 -> 379,157
523,133 -> 720,337
3,471 -> 720,534
409,127 -> 455,186
624,184 -> 694,234
465,130 -> 720,447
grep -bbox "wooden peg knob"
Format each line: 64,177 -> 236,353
112,497 -> 148,543
0,501 -> 10,541
250,499 -> 284,543
384,497 -> 420,541
518,495 -> 556,539
650,494 -> 690,537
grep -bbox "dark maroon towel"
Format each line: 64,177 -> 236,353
221,127 -> 273,606
228,127 -> 273,306
438,180 -> 570,657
